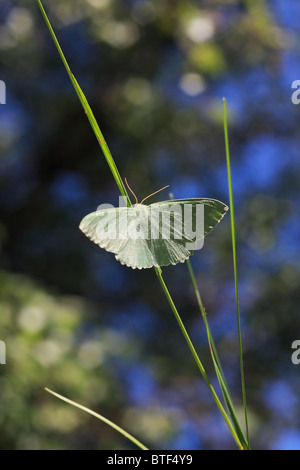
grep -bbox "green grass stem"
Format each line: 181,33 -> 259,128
45,388 -> 148,450
186,259 -> 249,449
223,98 -> 250,448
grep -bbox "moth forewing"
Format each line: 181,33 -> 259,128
95,207 -> 117,241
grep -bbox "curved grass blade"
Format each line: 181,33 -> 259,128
223,98 -> 250,448
45,388 -> 149,450
36,0 -> 130,204
186,259 -> 249,450
156,271 -> 243,450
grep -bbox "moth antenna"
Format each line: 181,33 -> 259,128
141,185 -> 170,204
125,178 -> 138,204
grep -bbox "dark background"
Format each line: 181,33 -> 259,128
0,0 -> 299,450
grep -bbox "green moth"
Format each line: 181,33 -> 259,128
79,181 -> 228,270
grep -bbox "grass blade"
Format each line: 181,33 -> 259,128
223,98 -> 250,448
186,259 -> 249,450
45,388 -> 149,450
36,0 -> 130,202
155,269 -> 244,450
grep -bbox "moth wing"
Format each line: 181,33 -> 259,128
79,206 -> 132,254
115,205 -> 191,269
150,198 -> 228,240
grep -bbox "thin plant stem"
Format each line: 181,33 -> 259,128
155,269 -> 243,450
36,0 -> 130,203
186,259 -> 249,450
45,388 -> 148,450
223,98 -> 250,448
37,0 -> 244,450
